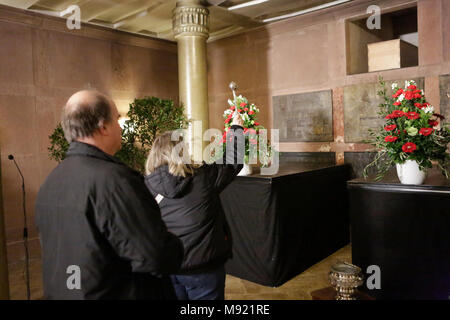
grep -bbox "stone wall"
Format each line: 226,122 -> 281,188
207,0 -> 450,174
0,5 -> 178,298
440,74 -> 450,120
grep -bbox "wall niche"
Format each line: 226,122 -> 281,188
346,5 -> 418,75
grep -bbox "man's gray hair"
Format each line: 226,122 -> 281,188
61,91 -> 112,143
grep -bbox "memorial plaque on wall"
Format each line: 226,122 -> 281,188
344,152 -> 378,179
344,78 -> 424,143
273,90 -> 333,142
439,74 -> 450,121
280,152 -> 336,165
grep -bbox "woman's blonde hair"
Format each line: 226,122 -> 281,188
146,131 -> 200,177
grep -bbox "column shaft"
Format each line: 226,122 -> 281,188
173,0 -> 210,162
177,36 -> 209,161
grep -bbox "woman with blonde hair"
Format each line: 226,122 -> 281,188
144,114 -> 244,300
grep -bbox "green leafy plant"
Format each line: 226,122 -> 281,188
363,77 -> 450,180
48,97 -> 188,174
48,124 -> 70,162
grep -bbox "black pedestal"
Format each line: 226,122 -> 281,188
220,163 -> 351,287
348,168 -> 450,300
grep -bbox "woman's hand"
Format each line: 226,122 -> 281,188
232,111 -> 244,127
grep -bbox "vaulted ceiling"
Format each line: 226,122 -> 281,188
0,0 -> 344,41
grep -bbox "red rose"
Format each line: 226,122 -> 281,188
414,93 -> 422,99
254,122 -> 260,126
225,118 -> 231,123
402,142 -> 417,153
392,110 -> 405,118
406,111 -> 420,120
419,128 -> 433,136
404,91 -> 414,100
392,88 -> 403,98
414,103 -> 422,109
243,128 -> 249,134
393,101 -> 401,106
386,110 -> 404,119
248,110 -> 255,115
408,85 -> 417,90
428,120 -> 438,127
384,124 -> 397,131
230,106 -> 235,110
244,107 -> 249,112
385,135 -> 398,142
240,102 -> 247,108
413,89 -> 421,94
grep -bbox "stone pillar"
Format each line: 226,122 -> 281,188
0,157 -> 10,300
173,0 -> 209,162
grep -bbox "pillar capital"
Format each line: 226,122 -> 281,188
173,0 -> 209,39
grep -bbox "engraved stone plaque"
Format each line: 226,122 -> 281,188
344,152 -> 378,179
273,90 -> 333,142
280,152 -> 336,165
439,74 -> 450,122
344,78 -> 424,143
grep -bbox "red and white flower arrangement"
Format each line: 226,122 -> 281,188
364,78 -> 450,180
220,95 -> 271,166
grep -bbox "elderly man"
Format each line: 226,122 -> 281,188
35,90 -> 183,299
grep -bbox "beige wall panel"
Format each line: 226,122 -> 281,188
0,21 -> 34,87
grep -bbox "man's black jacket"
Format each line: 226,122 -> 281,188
144,125 -> 244,273
35,141 -> 183,299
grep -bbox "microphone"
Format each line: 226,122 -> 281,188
8,155 -> 30,300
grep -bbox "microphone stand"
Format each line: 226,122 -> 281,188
9,155 -> 30,300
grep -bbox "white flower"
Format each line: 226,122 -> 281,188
423,106 -> 434,114
405,80 -> 416,88
407,127 -> 418,136
391,82 -> 398,90
228,99 -> 234,107
224,109 -> 233,115
398,93 -> 405,102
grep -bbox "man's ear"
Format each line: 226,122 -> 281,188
97,123 -> 109,136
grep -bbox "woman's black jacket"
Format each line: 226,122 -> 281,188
145,125 -> 244,273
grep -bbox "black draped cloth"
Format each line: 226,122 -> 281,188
349,168 -> 450,300
220,163 -> 352,287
